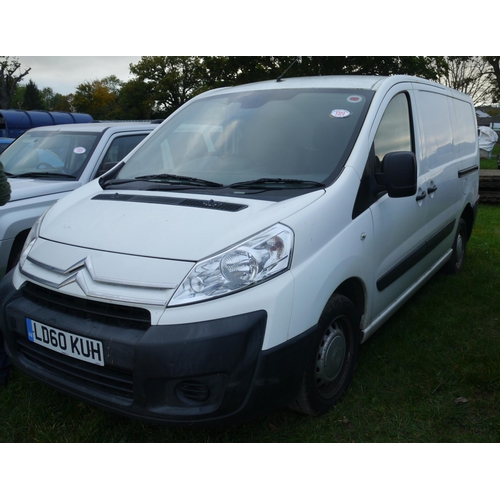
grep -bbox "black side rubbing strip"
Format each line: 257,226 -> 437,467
377,219 -> 456,292
458,165 -> 479,178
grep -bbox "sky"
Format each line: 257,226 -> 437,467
13,56 -> 143,96
3,2 -> 475,100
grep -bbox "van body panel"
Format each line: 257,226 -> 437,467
283,166 -> 374,338
0,75 -> 479,425
38,182 -> 325,261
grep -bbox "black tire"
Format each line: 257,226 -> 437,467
290,294 -> 361,416
442,218 -> 467,275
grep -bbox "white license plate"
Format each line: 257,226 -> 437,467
26,318 -> 104,366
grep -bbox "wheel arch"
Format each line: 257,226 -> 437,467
460,203 -> 475,242
333,277 -> 366,327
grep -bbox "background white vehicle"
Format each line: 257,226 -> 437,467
0,122 -> 158,278
0,75 -> 479,426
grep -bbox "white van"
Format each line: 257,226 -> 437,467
0,75 -> 479,425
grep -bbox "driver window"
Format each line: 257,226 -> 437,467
373,93 -> 413,169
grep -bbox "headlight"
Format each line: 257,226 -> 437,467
19,210 -> 47,269
170,223 -> 294,306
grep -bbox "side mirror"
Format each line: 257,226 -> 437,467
375,151 -> 417,198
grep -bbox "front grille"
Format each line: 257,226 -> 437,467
22,282 -> 151,330
17,336 -> 133,400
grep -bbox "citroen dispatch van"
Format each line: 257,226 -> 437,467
0,75 -> 479,425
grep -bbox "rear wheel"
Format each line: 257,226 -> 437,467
442,218 -> 467,275
290,294 -> 361,416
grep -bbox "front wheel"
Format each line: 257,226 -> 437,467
290,294 -> 361,416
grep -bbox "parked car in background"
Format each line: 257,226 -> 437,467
0,122 -> 158,278
0,138 -> 14,153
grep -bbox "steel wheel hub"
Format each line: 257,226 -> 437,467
316,323 -> 347,387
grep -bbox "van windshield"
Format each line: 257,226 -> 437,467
116,88 -> 374,189
2,130 -> 100,180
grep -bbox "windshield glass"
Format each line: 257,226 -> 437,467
1,130 -> 100,179
116,88 -> 374,187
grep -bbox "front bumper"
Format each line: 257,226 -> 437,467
0,272 -> 313,426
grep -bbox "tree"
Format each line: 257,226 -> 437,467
22,79 -> 45,110
0,56 -> 31,108
10,85 -> 26,109
73,76 -> 122,119
201,56 -> 287,87
129,57 -> 205,116
440,57 -> 494,104
202,56 -> 447,87
50,93 -> 73,112
483,57 -> 500,103
118,78 -> 155,119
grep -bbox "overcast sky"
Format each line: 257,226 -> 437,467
13,56 -> 142,96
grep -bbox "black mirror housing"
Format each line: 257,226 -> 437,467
376,151 -> 417,198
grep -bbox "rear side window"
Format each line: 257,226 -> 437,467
374,93 -> 413,163
417,90 -> 454,169
452,99 -> 477,157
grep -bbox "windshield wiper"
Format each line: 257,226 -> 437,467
8,172 -> 76,179
135,173 -> 223,188
101,178 -> 139,188
229,178 -> 326,189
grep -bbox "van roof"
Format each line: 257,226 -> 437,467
201,74 -> 456,97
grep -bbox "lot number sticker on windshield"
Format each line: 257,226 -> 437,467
330,109 -> 351,119
347,95 -> 363,103
73,147 -> 86,154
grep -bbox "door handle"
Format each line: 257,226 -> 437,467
427,184 -> 438,194
416,191 -> 427,201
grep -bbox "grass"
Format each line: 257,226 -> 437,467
1,204 -> 499,443
480,143 -> 500,169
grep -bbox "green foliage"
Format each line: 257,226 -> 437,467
22,79 -> 45,110
50,93 -> 73,112
1,205 -> 499,442
117,78 -> 155,120
201,56 -> 447,87
72,76 -> 123,120
129,56 -> 206,117
10,85 -> 25,109
480,144 -> 500,170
